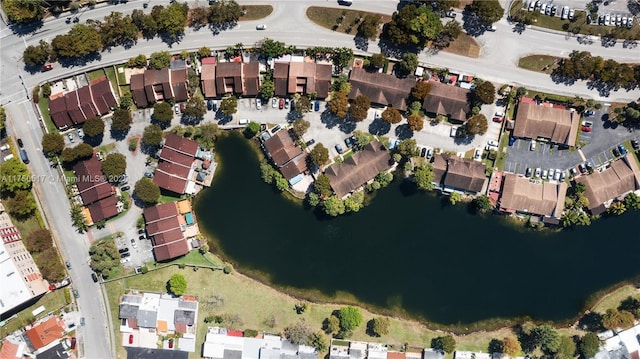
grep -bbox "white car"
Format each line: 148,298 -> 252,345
530,140 -> 537,151
77,128 -> 84,139
474,148 -> 483,161
174,104 -> 180,114
67,133 -> 75,143
539,3 -> 546,14
256,24 -> 266,30
561,6 -> 569,20
450,126 -> 458,137
271,98 -> 277,108
548,168 -> 555,180
256,98 -> 261,110
568,8 -> 575,20
487,140 -> 499,148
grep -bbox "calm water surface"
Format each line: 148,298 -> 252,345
195,132 -> 640,325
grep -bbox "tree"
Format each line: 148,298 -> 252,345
332,47 -> 354,71
407,114 -> 424,131
434,20 -> 462,49
313,174 -> 333,198
370,53 -> 386,69
465,114 -> 488,135
310,143 -> 330,167
89,238 -> 120,277
82,117 -> 105,138
99,11 -> 139,48
383,4 -> 442,48
325,315 -> 340,334
309,332 -> 327,352
344,192 -> 364,213
111,109 -> 133,132
368,317 -> 390,337
337,306 -> 363,331
153,102 -> 174,127
25,229 -> 52,253
396,53 -> 419,78
23,40 -> 51,68
41,133 -> 65,157
381,107 -> 402,124
260,38 -> 287,58
358,14 -> 381,39
284,320 -> 313,345
474,81 -> 496,105
0,158 -> 32,194
0,106 -> 5,134
149,51 -> 171,70
323,196 -> 345,217
296,96 -> 312,113
101,153 -> 127,181
469,0 -> 504,24
156,2 -> 188,40
607,201 -> 626,216
183,95 -> 207,120
353,131 -> 374,148
292,119 -> 310,138
414,164 -> 434,191
60,143 -> 93,165
197,46 -> 212,59
397,139 -> 418,158
579,333 -> 600,359
329,91 -> 349,118
127,54 -> 147,68
602,309 -> 635,330
51,24 -> 103,59
194,123 -> 219,149
449,192 -> 462,205
502,337 -> 522,356
220,96 -> 238,116
3,0 -> 45,24
168,273 -> 187,296
208,0 -> 243,25
349,95 -> 371,122
259,79 -> 275,101
473,195 -> 493,215
556,336 -> 576,359
333,74 -> 351,93
412,81 -> 431,101
189,6 -> 209,28
5,190 -> 37,218
532,325 -> 561,354
142,125 -> 164,147
70,204 -> 88,232
618,296 -> 640,319
432,335 -> 456,354
134,177 -> 160,206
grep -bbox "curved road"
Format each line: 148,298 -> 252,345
0,1 -> 639,358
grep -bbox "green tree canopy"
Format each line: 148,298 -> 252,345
25,229 -> 53,253
127,54 -> 148,68
579,333 -> 600,359
349,95 -> 371,122
370,53 -> 386,69
407,113 -> 424,131
474,81 -> 496,105
412,81 -> 431,101
99,11 -> 139,48
168,273 -> 187,296
52,24 -> 103,58
434,20 -> 462,49
220,96 -> 238,116
618,296 -> 640,319
368,317 -> 390,337
135,177 -> 160,206
284,320 -> 313,345
313,174 -> 333,198
465,114 -> 488,135
325,315 -> 340,334
337,306 -> 363,331
60,143 -> 93,165
149,51 -> 171,70
414,164 -> 434,191
41,133 -> 65,157
329,91 -> 349,118
208,0 -> 242,25
357,14 -> 381,39
432,335 -> 456,353
101,153 -> 127,181
142,124 -> 164,147
296,96 -> 312,113
322,196 -> 345,217
469,0 -> 504,24
502,337 -> 522,356
0,158 -> 32,194
353,131 -> 374,148
602,308 -> 635,330
183,95 -> 207,120
23,40 -> 51,68
156,2 -> 188,40
260,38 -> 287,58
292,119 -> 311,137
309,143 -> 330,167
396,53 -> 419,78
83,117 -> 105,137
383,4 -> 443,48
153,102 -> 174,127
194,123 -> 219,149
381,107 -> 402,124
556,336 -> 576,359
473,195 -> 494,214
397,138 -> 418,158
198,46 -> 212,58
259,79 -> 275,101
111,109 -> 133,132
0,107 -> 5,133
4,190 -> 37,218
3,0 -> 45,24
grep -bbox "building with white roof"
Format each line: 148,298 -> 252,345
202,327 -> 317,359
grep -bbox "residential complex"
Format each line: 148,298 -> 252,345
202,327 -> 317,359
48,77 -> 118,129
143,200 -> 200,262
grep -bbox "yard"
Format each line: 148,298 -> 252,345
87,68 -> 106,81
518,55 -> 561,74
0,289 -> 69,338
38,97 -> 57,134
239,5 -> 274,21
591,285 -> 640,314
306,6 -> 391,38
442,33 -> 480,58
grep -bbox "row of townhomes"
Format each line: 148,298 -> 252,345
0,200 -> 49,319
48,76 -> 118,129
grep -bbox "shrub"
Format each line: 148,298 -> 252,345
223,265 -> 233,274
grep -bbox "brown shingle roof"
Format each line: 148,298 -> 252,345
143,202 -> 179,224
263,131 -> 304,167
153,170 -> 189,194
65,91 -> 86,124
151,227 -> 184,246
325,141 -> 392,197
171,69 -> 188,102
78,85 -> 99,120
216,62 -> 243,94
288,62 -> 316,94
273,62 -> 289,97
513,100 -> 578,146
87,195 -> 119,223
243,62 -> 260,96
279,154 -> 308,180
73,157 -> 114,204
499,173 -> 567,218
130,73 -> 148,107
157,161 -> 191,179
422,82 -> 471,122
315,64 -> 332,99
90,77 -> 117,114
163,133 -> 199,157
575,154 -> 640,213
49,97 -> 73,129
201,62 -> 217,98
153,239 -> 189,262
147,216 -> 182,238
348,68 -> 415,111
431,154 -> 486,193
159,147 -> 194,168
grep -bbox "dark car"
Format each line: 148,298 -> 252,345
585,161 -> 594,171
612,147 -> 621,157
144,172 -> 154,178
91,273 -> 98,283
70,337 -> 77,350
139,235 -> 146,241
279,98 -> 285,109
314,101 -> 321,112
420,147 -> 427,157
138,228 -> 145,235
344,137 -> 353,147
631,139 -> 639,150
118,247 -> 129,254
121,252 -> 131,258
305,139 -> 315,147
584,110 -> 595,116
207,99 -> 213,111
17,138 -> 24,148
271,125 -> 281,134
508,137 -> 516,146
525,167 -> 532,177
66,261 -> 72,270
335,144 -> 344,154
43,63 -> 53,71
350,135 -> 358,147
578,163 -> 587,174
120,185 -> 130,191
618,144 -> 628,155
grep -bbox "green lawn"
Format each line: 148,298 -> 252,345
162,250 -> 220,267
38,97 -> 58,134
442,33 -> 480,59
160,193 -> 185,204
115,65 -> 127,85
239,5 -> 274,21
87,68 -> 106,81
306,6 -> 391,38
518,55 -> 560,74
105,66 -> 120,95
9,211 -> 43,238
0,290 -> 69,337
592,285 -> 640,314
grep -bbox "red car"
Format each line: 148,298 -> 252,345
129,334 -> 133,344
43,63 -> 53,71
279,98 -> 285,109
492,116 -> 503,123
581,125 -> 592,132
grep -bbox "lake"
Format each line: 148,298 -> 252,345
195,132 -> 640,326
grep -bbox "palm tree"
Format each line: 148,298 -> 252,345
607,201 -> 626,216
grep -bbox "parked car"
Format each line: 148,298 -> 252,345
335,144 -> 344,154
631,139 -> 639,150
118,247 -> 129,254
80,317 -> 85,326
256,98 -> 261,110
77,128 -> 84,139
426,147 -> 433,159
272,98 -> 277,108
174,104 -> 180,114
43,63 -> 53,71
492,116 -> 503,123
542,169 -> 548,179
120,185 -> 130,191
207,100 -> 213,111
550,5 -> 557,16
569,167 -> 578,176
582,120 -> 593,127
612,147 -> 621,157
17,138 -> 24,148
559,171 -> 566,181
568,8 -> 575,20
581,126 -> 592,132
450,126 -> 458,137
344,137 -> 353,147
66,261 -> 72,269
530,140 -> 537,151
0,144 -> 8,151
121,251 -> 131,258
144,172 -> 154,178
284,99 -> 290,110
554,169 -> 562,181
584,110 -> 594,116
421,147 -> 427,158
256,24 -> 267,30
578,163 -> 587,174
67,133 -> 74,143
528,0 -> 535,11
561,6 -> 569,20
91,273 -> 98,282
131,238 -> 137,248
271,125 -> 281,134
604,13 -> 611,26
306,139 -> 315,147
485,24 -> 497,31
525,167 -> 532,177
73,289 -> 79,298
473,148 -> 482,160
279,98 -> 285,109
534,167 -> 541,177
508,136 -> 516,146
585,161 -> 594,171
350,135 -> 358,147
618,144 -> 628,155
139,235 -> 146,241
314,101 -> 321,112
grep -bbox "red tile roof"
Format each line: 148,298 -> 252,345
153,239 -> 189,262
153,170 -> 189,194
73,157 -> 115,205
87,195 -> 119,223
25,317 -> 65,350
0,339 -> 21,359
227,330 -> 244,337
163,133 -> 199,157
90,77 -> 117,114
143,202 -> 179,224
146,216 -> 182,238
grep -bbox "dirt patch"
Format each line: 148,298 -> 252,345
518,54 -> 562,74
306,6 -> 391,38
239,5 -> 273,21
442,33 -> 481,58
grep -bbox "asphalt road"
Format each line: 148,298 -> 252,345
1,1 -> 640,358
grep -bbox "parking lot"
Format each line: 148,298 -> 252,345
523,0 -> 636,23
114,229 -> 154,269
504,104 -> 639,176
